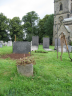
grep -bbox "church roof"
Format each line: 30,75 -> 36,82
63,17 -> 72,22
64,25 -> 72,37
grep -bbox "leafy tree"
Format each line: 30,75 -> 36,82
38,14 -> 50,43
9,17 -> 24,41
22,11 -> 39,41
0,13 -> 10,41
44,14 -> 54,45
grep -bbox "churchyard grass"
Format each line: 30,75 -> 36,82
0,45 -> 72,96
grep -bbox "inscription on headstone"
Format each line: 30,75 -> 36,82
13,41 -> 31,54
43,38 -> 49,49
32,36 -> 39,46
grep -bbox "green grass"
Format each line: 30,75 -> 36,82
0,45 -> 72,96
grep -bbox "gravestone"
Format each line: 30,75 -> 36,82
7,41 -> 12,46
71,46 -> 72,52
0,41 -> 3,44
43,38 -> 49,49
0,43 -> 3,48
32,36 -> 39,46
13,41 -> 31,54
31,36 -> 39,51
55,38 -> 61,49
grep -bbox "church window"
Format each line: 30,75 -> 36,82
60,3 -> 63,11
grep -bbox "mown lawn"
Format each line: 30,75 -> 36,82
0,45 -> 72,96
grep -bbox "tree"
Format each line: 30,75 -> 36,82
9,17 -> 24,41
44,14 -> 54,44
0,13 -> 10,41
22,11 -> 39,41
38,14 -> 50,43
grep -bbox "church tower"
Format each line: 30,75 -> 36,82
53,0 -> 72,45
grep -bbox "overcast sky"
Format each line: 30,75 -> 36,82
0,0 -> 54,20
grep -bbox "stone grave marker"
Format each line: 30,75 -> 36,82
13,41 -> 31,54
0,43 -> 3,48
32,36 -> 39,46
7,41 -> 12,46
31,36 -> 39,51
43,37 -> 49,49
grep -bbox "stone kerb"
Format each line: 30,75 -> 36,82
13,41 -> 31,54
43,37 -> 49,49
55,38 -> 61,49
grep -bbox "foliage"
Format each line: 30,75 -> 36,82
9,17 -> 24,41
38,15 -> 50,43
0,13 -> 10,41
22,11 -> 39,41
44,14 -> 54,45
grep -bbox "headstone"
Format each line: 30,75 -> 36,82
71,46 -> 72,52
13,41 -> 31,54
0,41 -> 3,44
43,38 -> 49,49
32,36 -> 39,46
0,43 -> 3,48
55,38 -> 61,49
7,41 -> 12,46
31,36 -> 39,51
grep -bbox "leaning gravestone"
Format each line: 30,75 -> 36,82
7,41 -> 12,46
13,41 -> 31,54
31,36 -> 39,51
43,38 -> 49,49
0,43 -> 3,48
55,38 -> 61,49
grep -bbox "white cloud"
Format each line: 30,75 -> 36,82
0,0 -> 54,19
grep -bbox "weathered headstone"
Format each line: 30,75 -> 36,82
0,43 -> 3,48
7,41 -> 12,46
32,36 -> 39,46
55,38 -> 61,49
31,36 -> 39,51
13,41 -> 31,54
43,38 -> 49,49
0,41 -> 3,44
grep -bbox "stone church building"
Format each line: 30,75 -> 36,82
53,0 -> 72,45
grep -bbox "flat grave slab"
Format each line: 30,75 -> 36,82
43,38 -> 49,49
13,41 -> 31,54
44,48 -> 54,51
